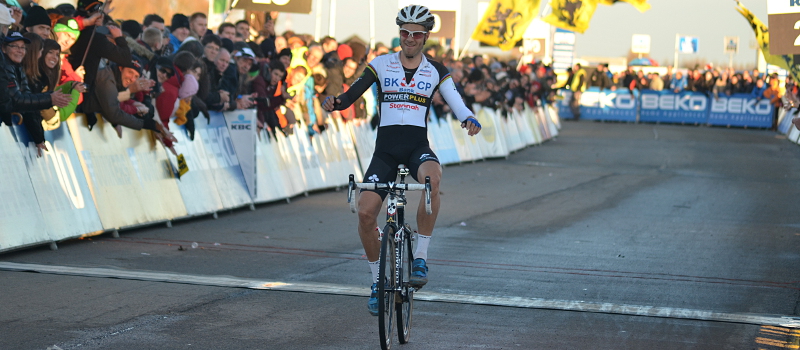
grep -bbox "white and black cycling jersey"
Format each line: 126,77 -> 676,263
335,52 -> 474,128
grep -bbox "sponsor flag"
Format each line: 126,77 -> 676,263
542,0 -> 599,34
471,0 -> 542,51
598,0 -> 650,13
735,1 -> 800,82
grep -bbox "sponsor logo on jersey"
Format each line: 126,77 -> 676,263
389,103 -> 420,111
383,92 -> 429,105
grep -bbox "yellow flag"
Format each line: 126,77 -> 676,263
598,0 -> 650,13
543,0 -> 599,34
735,1 -> 800,81
471,0 -> 542,51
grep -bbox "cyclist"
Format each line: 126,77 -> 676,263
322,4 -> 481,316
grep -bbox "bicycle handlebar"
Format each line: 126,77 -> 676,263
347,174 -> 433,214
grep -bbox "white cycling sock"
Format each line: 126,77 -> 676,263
369,260 -> 380,283
414,234 -> 431,261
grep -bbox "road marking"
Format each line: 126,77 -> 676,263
2,261 -> 799,328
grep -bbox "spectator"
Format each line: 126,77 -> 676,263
253,59 -> 293,135
142,14 -> 165,31
569,63 -> 586,120
0,5 -> 14,125
202,34 -> 220,61
649,72 -> 664,91
671,71 -> 687,93
235,19 -> 250,42
189,12 -> 208,39
233,47 -> 257,102
218,22 -> 235,41
764,75 -> 783,129
168,14 -> 190,53
751,78 -> 767,101
23,5 -> 51,40
4,31 -> 70,155
259,15 -> 277,60
342,56 -> 365,120
629,70 -> 648,92
68,9 -> 133,117
321,36 -> 337,53
589,63 -> 612,90
120,19 -> 142,40
713,71 -> 728,99
208,47 -> 238,111
305,42 -> 325,77
38,38 -> 85,128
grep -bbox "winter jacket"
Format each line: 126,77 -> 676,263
68,26 -> 133,94
156,69 -> 183,126
0,50 -> 14,126
83,65 -> 156,131
5,55 -> 54,144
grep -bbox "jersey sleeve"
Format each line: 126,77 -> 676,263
335,64 -> 378,110
438,75 -> 473,122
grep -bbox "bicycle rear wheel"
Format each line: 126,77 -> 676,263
397,227 -> 413,344
378,224 -> 397,350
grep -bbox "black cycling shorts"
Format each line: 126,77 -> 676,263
362,125 -> 439,200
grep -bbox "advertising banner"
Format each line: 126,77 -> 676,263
428,114 -> 460,165
224,110 -> 257,199
707,93 -> 774,128
0,126 -> 49,251
640,90 -> 709,124
196,112 -> 253,209
514,108 -> 537,146
580,88 -> 638,122
11,123 -> 102,240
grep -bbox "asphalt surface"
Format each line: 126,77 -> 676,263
2,121 -> 800,349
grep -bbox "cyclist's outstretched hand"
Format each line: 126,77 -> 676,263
322,96 -> 340,112
461,117 -> 481,136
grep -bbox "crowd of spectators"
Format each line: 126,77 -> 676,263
0,0 -> 559,158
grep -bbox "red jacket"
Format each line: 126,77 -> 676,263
156,69 -> 183,126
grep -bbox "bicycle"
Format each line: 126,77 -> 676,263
348,165 -> 432,350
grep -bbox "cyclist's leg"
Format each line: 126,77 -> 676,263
359,154 -> 395,263
408,150 -> 441,287
358,191 -> 383,262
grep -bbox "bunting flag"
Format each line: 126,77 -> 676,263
542,0 -> 599,34
471,0 -> 542,51
735,1 -> 800,82
598,0 -> 650,13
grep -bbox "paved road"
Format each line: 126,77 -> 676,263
3,121 -> 800,349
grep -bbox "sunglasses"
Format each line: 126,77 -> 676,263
399,28 -> 427,40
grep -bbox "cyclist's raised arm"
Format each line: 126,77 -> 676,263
332,65 -> 378,111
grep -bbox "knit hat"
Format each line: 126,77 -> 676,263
337,44 -> 352,60
171,14 -> 189,31
234,47 -> 255,60
0,5 -> 14,26
23,6 -> 50,28
121,20 -> 142,39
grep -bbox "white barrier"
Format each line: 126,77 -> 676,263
1,104 -> 560,253
0,126 -> 51,250
67,114 -> 187,230
11,123 -> 103,240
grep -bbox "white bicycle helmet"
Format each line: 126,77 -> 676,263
396,5 -> 435,31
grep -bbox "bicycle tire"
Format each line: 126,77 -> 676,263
397,226 -> 413,344
378,224 -> 397,350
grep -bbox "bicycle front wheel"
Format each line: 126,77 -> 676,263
378,224 -> 397,350
397,226 -> 413,344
